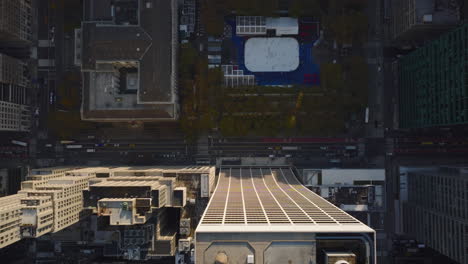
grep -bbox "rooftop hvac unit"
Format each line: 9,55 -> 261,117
180,218 -> 191,228
200,173 -> 211,198
180,227 -> 190,236
180,217 -> 191,235
178,237 -> 192,252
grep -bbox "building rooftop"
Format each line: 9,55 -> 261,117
197,167 -> 373,233
414,0 -> 459,24
0,194 -> 26,210
80,0 -> 178,121
109,166 -> 214,173
91,180 -> 161,189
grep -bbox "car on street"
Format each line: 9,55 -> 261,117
49,91 -> 55,104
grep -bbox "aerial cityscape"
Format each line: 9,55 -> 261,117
0,0 -> 466,263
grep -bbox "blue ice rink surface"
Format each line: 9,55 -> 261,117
227,19 -> 321,86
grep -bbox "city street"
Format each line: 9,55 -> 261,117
36,137 -> 194,166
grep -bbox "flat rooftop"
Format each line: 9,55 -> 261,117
197,167 -> 374,233
80,0 -> 177,121
244,37 -> 299,72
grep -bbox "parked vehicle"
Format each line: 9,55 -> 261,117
66,145 -> 82,149
282,146 -> 298,150
11,140 -> 27,147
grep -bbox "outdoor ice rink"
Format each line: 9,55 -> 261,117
244,37 -> 299,72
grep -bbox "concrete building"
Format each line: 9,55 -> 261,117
18,173 -> 93,238
398,24 -> 468,128
0,165 -> 217,262
77,0 -> 179,122
0,53 -> 29,87
0,53 -> 30,132
0,167 -> 83,247
0,193 -> 26,248
0,0 -> 32,45
196,167 -> 376,264
0,101 -> 30,131
398,166 -> 468,264
302,169 -> 385,218
391,0 -> 460,42
302,169 -> 386,262
81,166 -> 216,260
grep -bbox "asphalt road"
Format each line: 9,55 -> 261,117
207,137 -> 365,167
45,137 -> 194,166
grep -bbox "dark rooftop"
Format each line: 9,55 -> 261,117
80,0 -> 177,121
81,24 -> 152,70
83,0 -> 113,21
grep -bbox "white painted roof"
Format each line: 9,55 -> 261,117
265,17 -> 298,35
320,169 -> 385,185
244,37 -> 299,72
197,167 -> 374,233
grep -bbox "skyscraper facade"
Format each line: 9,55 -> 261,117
401,166 -> 468,263
399,24 -> 468,128
391,0 -> 460,42
0,53 -> 30,132
0,0 -> 32,44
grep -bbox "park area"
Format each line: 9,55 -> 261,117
226,18 -> 321,86
179,0 -> 370,139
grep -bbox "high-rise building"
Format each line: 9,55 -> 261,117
0,193 -> 26,248
196,167 -> 376,264
77,0 -> 178,122
399,166 -> 468,264
0,166 -> 376,263
19,175 -> 91,238
0,166 -> 216,261
398,24 -> 468,128
0,53 -> 30,132
301,169 -> 386,263
391,0 -> 460,42
0,0 -> 32,45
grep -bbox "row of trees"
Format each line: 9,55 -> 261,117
48,72 -> 96,139
179,41 -> 368,138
